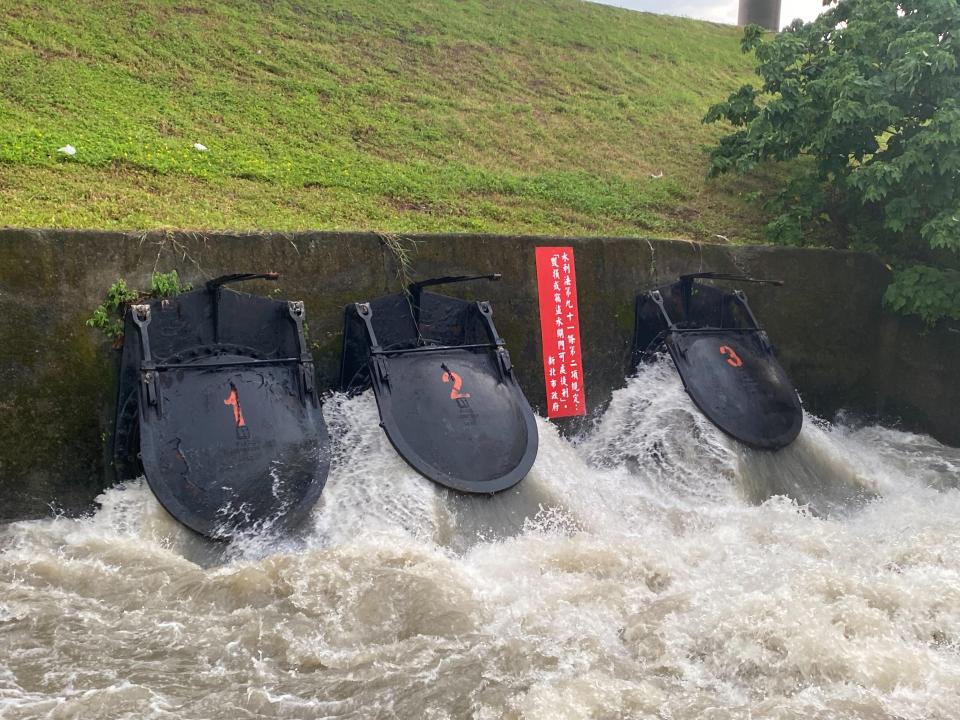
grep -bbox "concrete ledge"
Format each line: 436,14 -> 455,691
1,229 -> 957,520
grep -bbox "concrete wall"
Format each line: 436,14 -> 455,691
1,229 -> 957,520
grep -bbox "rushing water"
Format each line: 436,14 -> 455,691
2,359 -> 959,719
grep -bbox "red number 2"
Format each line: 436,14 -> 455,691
442,370 -> 471,400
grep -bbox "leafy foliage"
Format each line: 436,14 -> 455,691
86,272 -> 191,342
85,279 -> 138,341
150,270 -> 191,297
705,0 -> 960,323
883,264 -> 960,324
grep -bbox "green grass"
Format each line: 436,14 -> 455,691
0,0 -> 770,239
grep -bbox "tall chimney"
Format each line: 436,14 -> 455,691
738,0 -> 781,30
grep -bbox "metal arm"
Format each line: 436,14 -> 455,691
206,272 -> 280,289
408,274 -> 502,292
678,273 -> 783,321
408,274 -> 502,329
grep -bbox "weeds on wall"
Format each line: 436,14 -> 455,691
86,271 -> 192,343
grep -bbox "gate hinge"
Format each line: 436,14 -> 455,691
131,304 -> 161,414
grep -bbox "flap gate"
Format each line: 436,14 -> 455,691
634,273 -> 802,450
115,274 -> 330,537
340,276 -> 538,493
666,330 -> 802,450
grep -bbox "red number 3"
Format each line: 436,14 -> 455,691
719,345 -> 743,367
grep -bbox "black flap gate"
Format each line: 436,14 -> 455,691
340,275 -> 538,493
114,274 -> 330,538
633,273 -> 803,450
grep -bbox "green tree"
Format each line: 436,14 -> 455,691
705,0 -> 960,324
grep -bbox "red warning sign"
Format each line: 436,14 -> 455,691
535,246 -> 586,418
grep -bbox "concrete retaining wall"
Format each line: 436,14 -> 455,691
1,229 -> 957,520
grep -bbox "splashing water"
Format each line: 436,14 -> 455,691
2,359 -> 959,719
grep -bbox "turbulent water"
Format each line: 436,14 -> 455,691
2,359 -> 960,719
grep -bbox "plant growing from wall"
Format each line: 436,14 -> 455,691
704,0 -> 960,324
87,271 -> 192,342
149,269 -> 191,297
85,279 -> 139,341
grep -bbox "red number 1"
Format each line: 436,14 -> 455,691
223,386 -> 246,427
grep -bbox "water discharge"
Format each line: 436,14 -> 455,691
2,359 -> 959,719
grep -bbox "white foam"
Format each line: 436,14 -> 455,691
2,364 -> 959,719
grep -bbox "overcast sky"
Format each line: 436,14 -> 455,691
589,0 -> 826,29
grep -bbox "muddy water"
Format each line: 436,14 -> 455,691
2,359 -> 959,719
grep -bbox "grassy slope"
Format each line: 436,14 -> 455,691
0,0 -> 768,238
